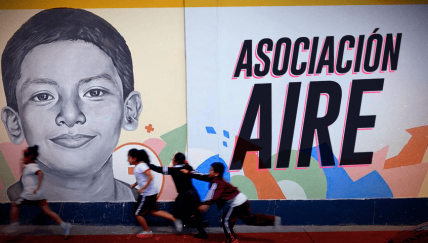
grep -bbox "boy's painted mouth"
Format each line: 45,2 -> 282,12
50,134 -> 96,149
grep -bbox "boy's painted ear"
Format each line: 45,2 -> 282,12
122,91 -> 143,131
1,107 -> 25,144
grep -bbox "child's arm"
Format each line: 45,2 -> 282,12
149,164 -> 177,175
180,169 -> 212,182
197,181 -> 225,213
130,182 -> 137,189
137,169 -> 152,194
34,170 -> 43,194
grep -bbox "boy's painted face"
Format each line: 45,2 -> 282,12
15,40 -> 125,177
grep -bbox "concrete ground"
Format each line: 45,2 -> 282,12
0,225 -> 411,242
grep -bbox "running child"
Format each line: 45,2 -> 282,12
149,152 -> 207,239
128,149 -> 182,238
182,162 -> 281,243
2,145 -> 72,239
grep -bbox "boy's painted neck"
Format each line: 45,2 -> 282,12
37,155 -> 117,201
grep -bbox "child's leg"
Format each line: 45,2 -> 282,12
238,201 -> 275,226
39,201 -> 63,225
150,210 -> 175,221
222,206 -> 239,240
135,215 -> 150,232
10,202 -> 20,223
150,210 -> 183,232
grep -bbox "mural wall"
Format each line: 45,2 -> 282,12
185,4 -> 428,200
0,8 -> 187,202
1,2 -> 427,203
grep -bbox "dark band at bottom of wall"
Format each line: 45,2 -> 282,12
0,198 -> 427,226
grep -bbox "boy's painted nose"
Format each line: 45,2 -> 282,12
55,100 -> 86,127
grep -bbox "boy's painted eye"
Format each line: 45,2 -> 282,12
30,93 -> 54,102
84,89 -> 105,97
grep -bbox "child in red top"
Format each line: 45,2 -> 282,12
182,162 -> 281,243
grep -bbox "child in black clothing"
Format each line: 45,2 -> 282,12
182,162 -> 281,243
149,152 -> 207,239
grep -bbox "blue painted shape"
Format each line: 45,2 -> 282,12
223,141 -> 227,147
205,126 -> 216,134
223,130 -> 230,138
309,146 -> 393,199
192,154 -> 230,200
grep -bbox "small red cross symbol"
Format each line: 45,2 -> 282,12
145,124 -> 154,133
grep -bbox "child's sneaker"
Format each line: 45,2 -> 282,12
274,216 -> 281,227
61,222 -> 73,239
136,231 -> 153,238
2,222 -> 19,234
174,219 -> 183,232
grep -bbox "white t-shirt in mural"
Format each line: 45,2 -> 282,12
20,163 -> 45,200
134,163 -> 158,196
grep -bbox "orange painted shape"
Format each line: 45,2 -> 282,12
145,124 -> 155,133
128,167 -> 134,175
344,146 -> 388,182
384,125 -> 428,169
242,153 -> 285,199
380,162 -> 428,198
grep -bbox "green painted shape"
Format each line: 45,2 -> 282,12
159,124 -> 187,166
231,175 -> 258,199
0,149 -> 16,201
270,150 -> 327,199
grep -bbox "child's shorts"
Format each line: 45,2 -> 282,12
15,197 -> 48,207
133,194 -> 158,216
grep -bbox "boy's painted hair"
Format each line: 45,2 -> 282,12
1,8 -> 134,112
128,149 -> 150,164
211,162 -> 225,179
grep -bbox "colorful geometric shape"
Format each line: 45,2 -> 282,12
270,151 -> 327,199
230,175 -> 258,199
242,153 -> 285,199
205,126 -> 216,134
193,154 -> 230,200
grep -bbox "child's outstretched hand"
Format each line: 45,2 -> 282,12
131,183 -> 137,189
180,169 -> 190,174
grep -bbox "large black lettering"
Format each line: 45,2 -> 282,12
381,33 -> 402,71
271,38 -> 292,77
363,34 -> 383,73
290,37 -> 310,76
230,84 -> 272,170
353,35 -> 365,73
340,78 -> 384,166
233,40 -> 253,78
316,36 -> 335,74
297,81 -> 342,168
254,38 -> 273,77
276,82 -> 301,168
336,35 -> 355,74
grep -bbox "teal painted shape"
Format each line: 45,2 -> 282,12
159,124 -> 187,166
0,149 -> 16,201
270,150 -> 327,199
231,175 -> 258,199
